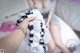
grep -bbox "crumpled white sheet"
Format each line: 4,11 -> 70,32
56,0 -> 80,31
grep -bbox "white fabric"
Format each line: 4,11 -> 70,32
56,0 -> 80,31
25,9 -> 51,53
55,15 -> 80,46
56,15 -> 80,52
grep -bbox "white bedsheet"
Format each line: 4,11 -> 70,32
56,0 -> 80,31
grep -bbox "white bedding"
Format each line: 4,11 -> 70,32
56,0 -> 80,31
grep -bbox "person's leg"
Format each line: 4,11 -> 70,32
49,24 -> 70,53
47,37 -> 56,53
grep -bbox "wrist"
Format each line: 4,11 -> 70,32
18,26 -> 27,36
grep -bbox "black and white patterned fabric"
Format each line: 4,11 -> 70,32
17,9 -> 47,53
28,9 -> 47,53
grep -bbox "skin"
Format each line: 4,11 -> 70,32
27,0 -> 71,53
0,16 -> 36,53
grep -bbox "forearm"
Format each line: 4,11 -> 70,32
47,11 -> 53,23
0,29 -> 25,53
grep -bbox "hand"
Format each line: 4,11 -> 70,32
19,18 -> 29,30
18,18 -> 30,36
45,22 -> 50,29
